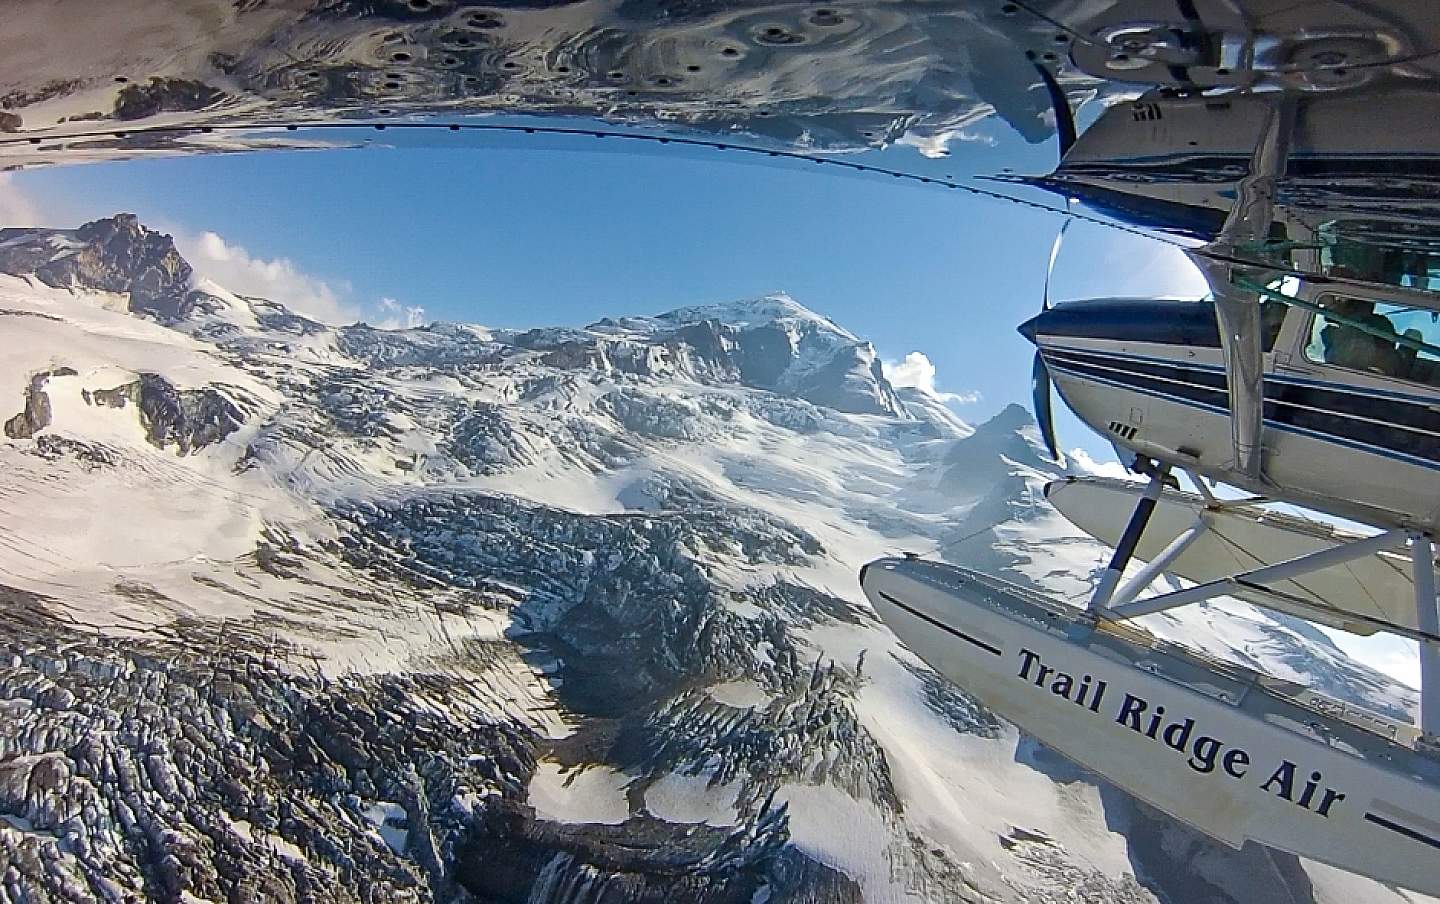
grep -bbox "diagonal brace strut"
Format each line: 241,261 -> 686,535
1102,529 -> 1409,620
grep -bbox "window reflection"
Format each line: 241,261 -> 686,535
1320,230 -> 1440,293
1305,294 -> 1440,386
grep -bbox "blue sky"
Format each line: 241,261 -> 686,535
0,128 -> 1206,457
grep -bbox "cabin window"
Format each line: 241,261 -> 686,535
1319,229 -> 1440,292
1304,295 -> 1440,386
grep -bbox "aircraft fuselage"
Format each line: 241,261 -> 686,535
1019,289 -> 1440,532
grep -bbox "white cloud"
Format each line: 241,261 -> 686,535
882,351 -> 980,404
0,173 -> 63,228
1065,446 -> 1133,481
178,230 -> 360,324
896,127 -> 996,158
896,108 -> 997,158
0,175 -> 421,328
177,231 -> 423,328
375,296 -> 427,330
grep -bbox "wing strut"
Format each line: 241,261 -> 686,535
1100,524 -> 1440,743
1413,532 -> 1440,742
1190,94 -> 1297,481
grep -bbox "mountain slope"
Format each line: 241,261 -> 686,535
0,215 -> 1425,904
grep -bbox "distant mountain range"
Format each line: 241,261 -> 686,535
0,215 -> 1419,903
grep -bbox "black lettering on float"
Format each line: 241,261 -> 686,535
1145,705 -> 1166,739
1050,671 -> 1074,699
1016,651 -> 1107,712
1018,648 -> 1041,680
1222,748 -> 1249,779
1117,693 -> 1147,731
1263,760 -> 1297,800
1112,695 -> 1254,781
1163,717 -> 1194,752
1034,662 -> 1055,687
1316,788 -> 1346,817
1260,762 -> 1345,816
1089,680 -> 1107,713
1188,735 -> 1221,774
1298,772 -> 1346,815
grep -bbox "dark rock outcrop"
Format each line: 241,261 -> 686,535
3,367 -> 74,439
88,373 -> 249,453
0,214 -> 195,320
454,800 -> 858,904
113,77 -> 226,121
528,302 -> 910,417
328,491 -> 823,715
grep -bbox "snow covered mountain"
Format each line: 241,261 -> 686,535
0,215 -> 1424,903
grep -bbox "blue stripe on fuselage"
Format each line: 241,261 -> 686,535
1044,355 -> 1440,471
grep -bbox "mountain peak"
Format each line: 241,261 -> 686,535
0,216 -> 908,418
654,292 -> 860,341
0,213 -> 194,320
76,211 -> 143,236
935,403 -> 1053,498
578,292 -> 903,417
983,403 -> 1035,433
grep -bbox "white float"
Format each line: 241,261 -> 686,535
861,556 -> 1440,896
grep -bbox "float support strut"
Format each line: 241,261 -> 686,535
1106,528 -> 1408,620
1090,465 -> 1170,612
1110,515 -> 1209,609
1412,532 -> 1440,739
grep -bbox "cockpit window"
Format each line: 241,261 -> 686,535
1260,299 -> 1287,350
1257,278 -> 1293,351
1304,295 -> 1440,385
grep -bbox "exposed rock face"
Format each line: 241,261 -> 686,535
0,483 -> 883,902
113,77 -> 226,121
900,656 -> 1005,739
570,298 -> 909,417
337,323 -> 502,368
329,492 -> 824,716
939,402 -> 1043,499
3,367 -> 74,439
789,344 -> 899,416
0,214 -> 194,320
454,803 -> 850,903
87,373 -> 249,454
658,301 -> 908,417
669,320 -> 742,383
611,657 -> 898,816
